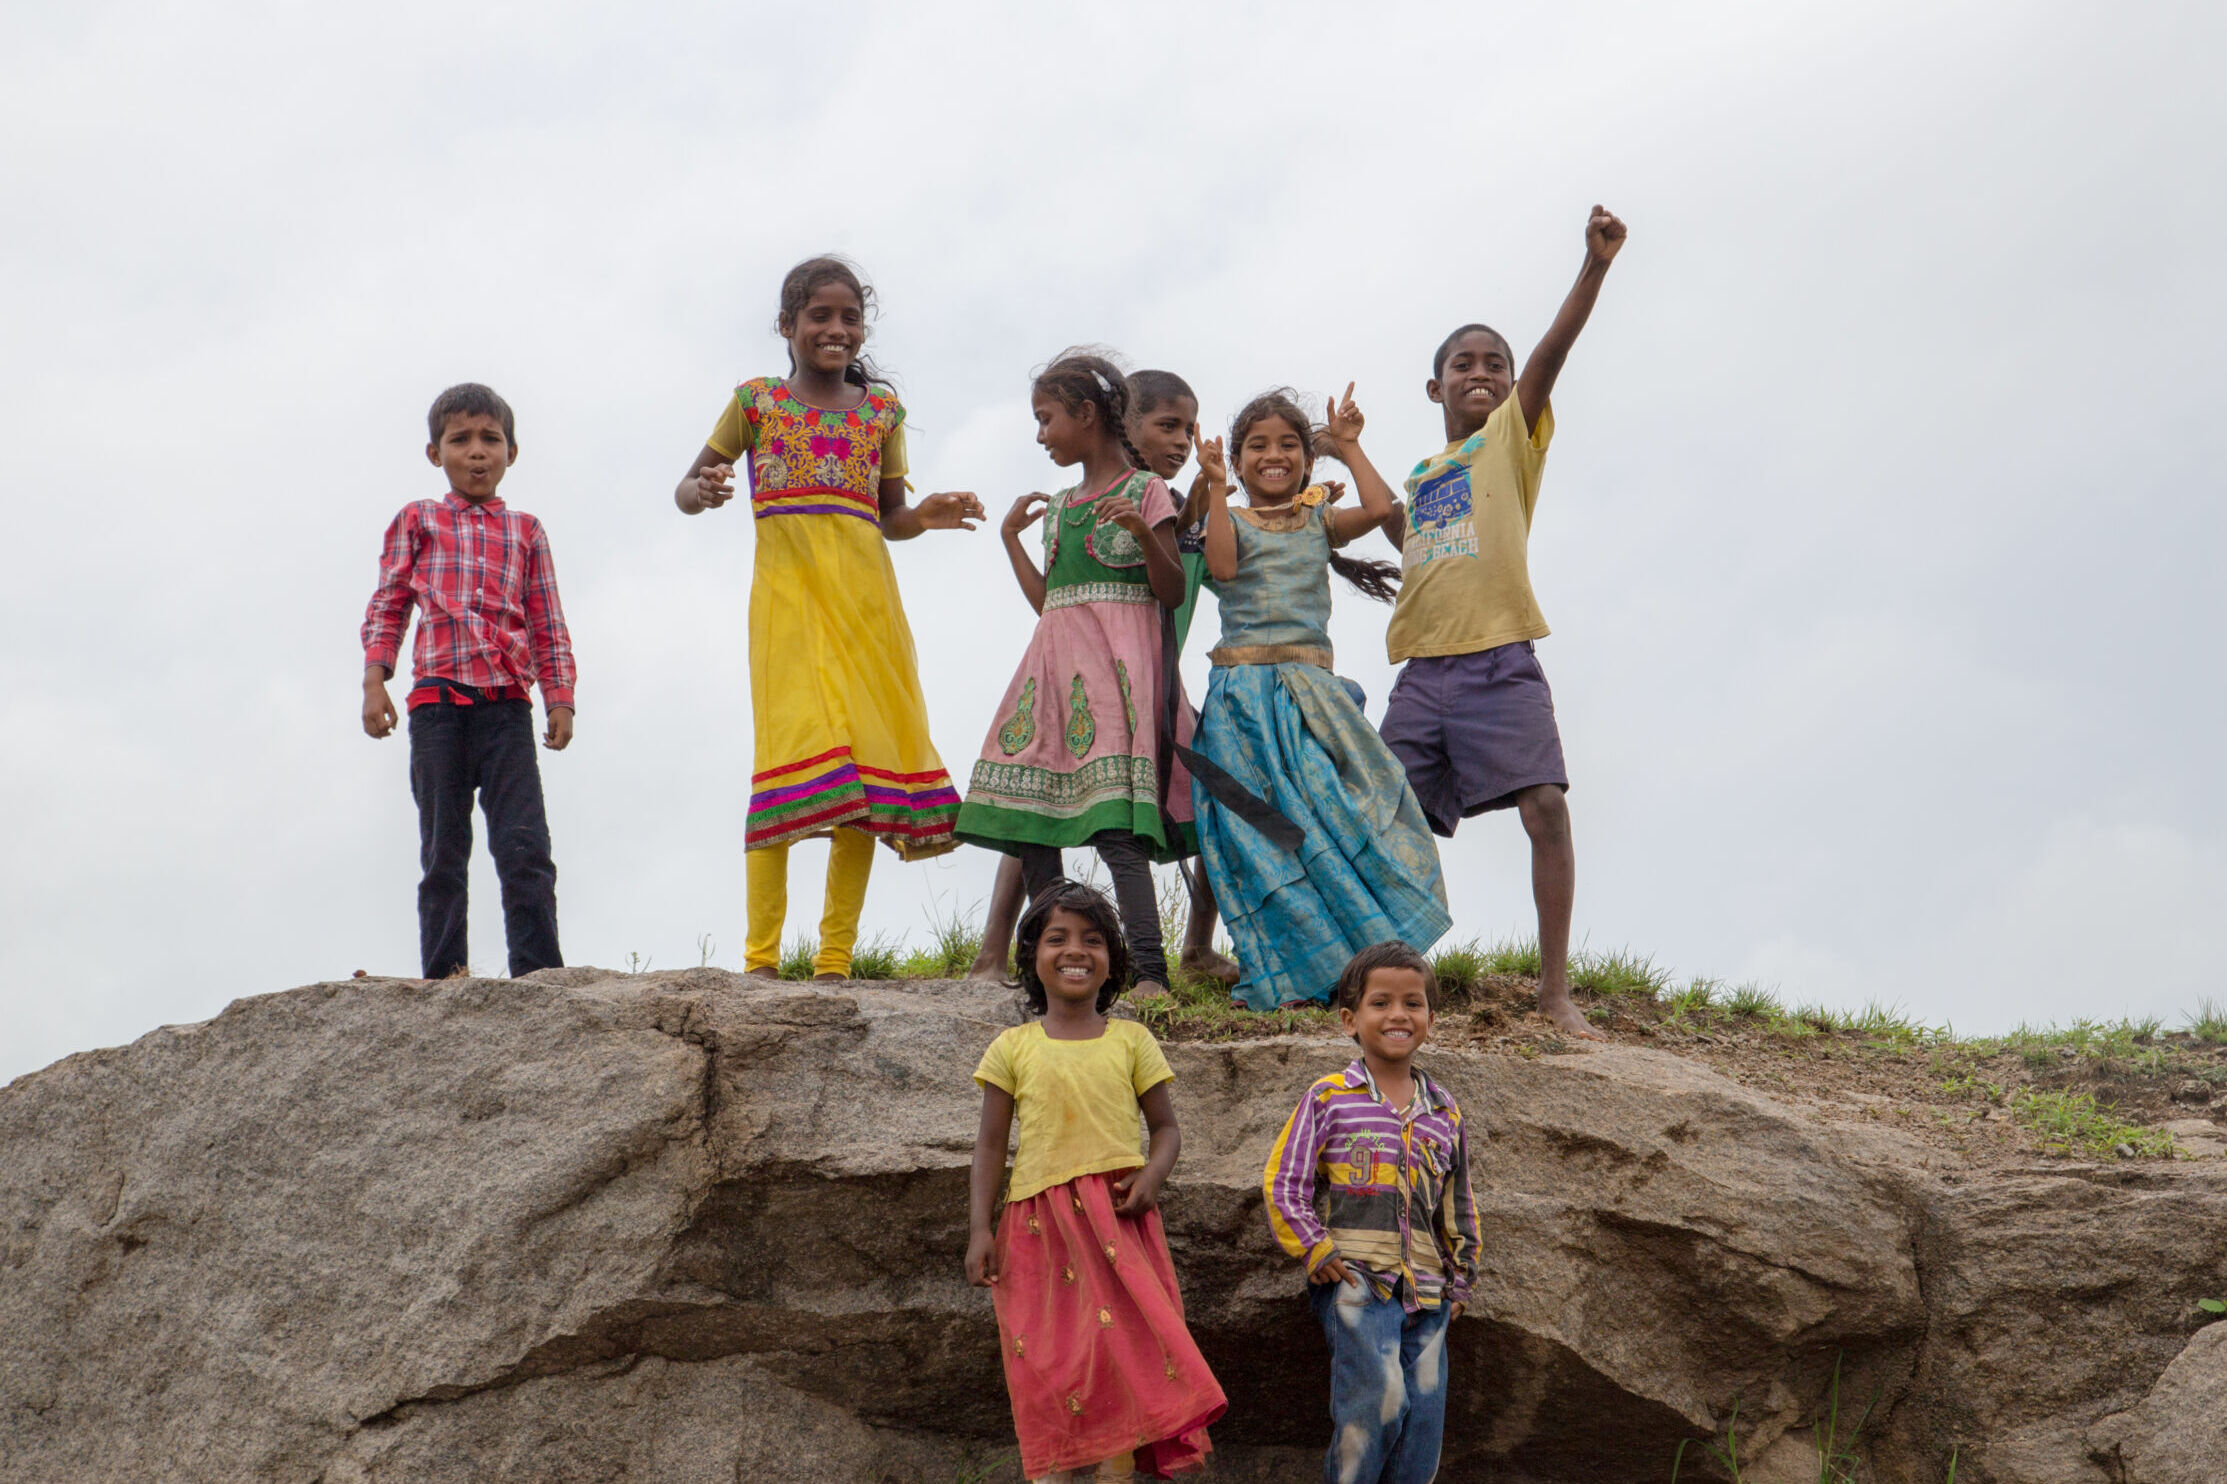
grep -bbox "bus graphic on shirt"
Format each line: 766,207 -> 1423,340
1407,461 -> 1479,566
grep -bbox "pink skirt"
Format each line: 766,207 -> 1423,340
993,1172 -> 1225,1478
957,594 -> 1197,861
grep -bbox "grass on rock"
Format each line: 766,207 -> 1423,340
677,892 -> 2219,1167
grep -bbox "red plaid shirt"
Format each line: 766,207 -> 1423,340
361,493 -> 577,710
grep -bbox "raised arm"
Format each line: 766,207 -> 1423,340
999,494 -> 1052,614
1194,431 -> 1238,584
1512,204 -> 1627,436
1319,384 -> 1398,545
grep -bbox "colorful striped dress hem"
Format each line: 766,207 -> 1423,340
748,746 -> 960,858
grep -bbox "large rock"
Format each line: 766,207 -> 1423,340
3,970 -> 2225,1482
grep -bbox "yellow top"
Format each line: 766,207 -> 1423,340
705,390 -> 910,479
1384,392 -> 1555,662
973,1019 -> 1174,1203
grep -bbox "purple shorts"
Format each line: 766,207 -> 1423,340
1379,641 -> 1568,837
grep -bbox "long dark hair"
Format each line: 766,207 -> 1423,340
1228,390 -> 1401,603
1013,879 -> 1132,1015
776,255 -> 890,390
1034,348 -> 1148,476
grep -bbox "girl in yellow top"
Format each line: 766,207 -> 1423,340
675,256 -> 984,979
967,881 -> 1225,1480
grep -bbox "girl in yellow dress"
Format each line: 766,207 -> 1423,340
674,256 -> 984,979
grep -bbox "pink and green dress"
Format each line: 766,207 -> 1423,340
956,471 -> 1196,860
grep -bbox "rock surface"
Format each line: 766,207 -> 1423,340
4,969 -> 2227,1482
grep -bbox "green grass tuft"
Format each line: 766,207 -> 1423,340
2009,1087 -> 2176,1158
1571,947 -> 1671,998
777,933 -> 819,981
1428,938 -> 1490,996
2187,998 -> 2227,1045
847,932 -> 904,981
1662,978 -> 1719,1020
1483,935 -> 1544,977
1723,982 -> 1781,1019
920,893 -> 990,978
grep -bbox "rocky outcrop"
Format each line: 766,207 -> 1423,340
4,969 -> 2226,1482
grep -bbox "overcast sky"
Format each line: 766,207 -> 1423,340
4,2 -> 2223,1083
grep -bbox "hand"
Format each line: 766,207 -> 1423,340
692,462 -> 736,511
1320,479 -> 1348,504
1586,204 -> 1627,264
1097,493 -> 1149,537
915,490 -> 985,531
1322,382 -> 1363,448
1448,1300 -> 1467,1322
965,1228 -> 999,1287
543,706 -> 574,751
1112,1166 -> 1164,1216
1310,1254 -> 1353,1286
362,679 -> 397,739
1191,429 -> 1230,493
1002,493 -> 1050,538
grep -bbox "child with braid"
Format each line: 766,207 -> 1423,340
955,351 -> 1197,994
1188,387 -> 1450,1009
966,369 -> 1236,987
673,255 -> 983,979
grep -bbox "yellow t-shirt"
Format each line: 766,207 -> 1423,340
1384,392 -> 1554,662
972,1019 -> 1175,1203
704,389 -> 910,478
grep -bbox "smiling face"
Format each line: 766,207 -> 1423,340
1033,392 -> 1098,468
1034,906 -> 1111,1009
1131,394 -> 1197,481
425,412 -> 516,502
1428,328 -> 1516,441
780,282 -> 866,379
1234,411 -> 1309,502
1339,967 -> 1435,1065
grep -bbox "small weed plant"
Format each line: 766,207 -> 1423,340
1669,1355 -> 1955,1483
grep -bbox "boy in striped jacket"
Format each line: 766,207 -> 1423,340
1263,942 -> 1480,1484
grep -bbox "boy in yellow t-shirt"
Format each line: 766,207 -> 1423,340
1379,205 -> 1627,1043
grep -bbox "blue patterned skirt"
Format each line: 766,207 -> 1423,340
1193,663 -> 1451,1008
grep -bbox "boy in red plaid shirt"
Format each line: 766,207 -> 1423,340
361,383 -> 576,979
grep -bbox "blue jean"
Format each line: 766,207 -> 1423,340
1308,1276 -> 1451,1484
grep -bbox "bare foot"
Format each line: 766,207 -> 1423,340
1179,944 -> 1241,987
744,966 -> 781,980
965,958 -> 1009,983
1539,982 -> 1607,1042
813,972 -> 848,982
1133,979 -> 1169,997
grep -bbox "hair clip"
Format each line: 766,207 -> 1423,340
1089,368 -> 1114,395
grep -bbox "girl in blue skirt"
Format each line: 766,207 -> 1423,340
1189,388 -> 1451,1009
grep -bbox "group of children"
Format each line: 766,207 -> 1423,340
358,205 -> 1627,1480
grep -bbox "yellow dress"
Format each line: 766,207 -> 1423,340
707,377 -> 959,859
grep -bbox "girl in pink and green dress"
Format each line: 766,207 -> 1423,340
955,351 -> 1196,993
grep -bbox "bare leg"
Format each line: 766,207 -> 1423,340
967,854 -> 1029,980
1517,784 -> 1601,1041
1178,867 -> 1239,985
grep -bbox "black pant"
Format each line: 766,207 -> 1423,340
408,696 -> 562,979
1015,832 -> 1167,988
